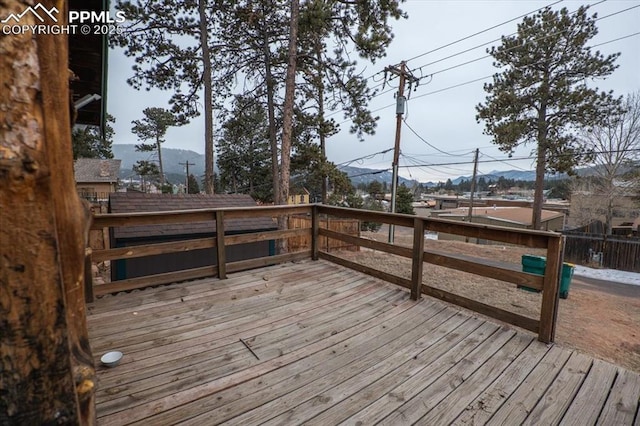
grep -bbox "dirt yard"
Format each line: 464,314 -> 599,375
338,226 -> 640,373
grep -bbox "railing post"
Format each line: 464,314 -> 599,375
311,205 -> 319,261
411,217 -> 425,300
84,247 -> 94,303
216,210 -> 227,279
539,234 -> 562,343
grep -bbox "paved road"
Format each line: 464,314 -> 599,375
571,275 -> 640,298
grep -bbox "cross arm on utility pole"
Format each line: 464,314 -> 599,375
385,61 -> 421,244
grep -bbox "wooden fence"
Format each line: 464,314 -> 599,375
288,215 -> 359,252
87,204 -> 564,343
563,232 -> 640,272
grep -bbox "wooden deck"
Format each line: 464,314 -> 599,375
87,260 -> 640,425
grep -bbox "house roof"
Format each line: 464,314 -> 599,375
109,193 -> 277,240
438,207 -> 564,226
290,186 -> 310,195
74,158 -> 121,183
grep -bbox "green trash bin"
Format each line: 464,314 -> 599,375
520,255 -> 574,299
560,263 -> 575,299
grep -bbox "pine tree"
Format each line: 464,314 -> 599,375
476,6 -> 621,229
217,96 -> 272,202
72,114 -> 115,160
113,1 -> 221,193
396,184 -> 415,215
187,174 -> 200,194
131,107 -> 177,186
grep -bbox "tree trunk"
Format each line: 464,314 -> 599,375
532,101 -> 548,230
262,2 -> 279,204
199,0 -> 215,194
532,142 -> 546,230
156,136 -> 165,186
605,195 -> 613,235
279,0 -> 299,207
316,45 -> 328,204
1,1 -> 95,423
276,0 -> 299,253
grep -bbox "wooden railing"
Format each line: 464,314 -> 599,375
87,204 -> 564,343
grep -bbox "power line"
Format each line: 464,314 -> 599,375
404,0 -> 565,63
330,1 -> 632,125
407,0 -> 611,76
335,147 -> 394,168
337,27 -> 639,127
328,1 -> 596,119
345,169 -> 391,179
400,148 -> 640,169
411,3 -> 639,79
403,118 -> 473,157
592,31 -> 640,48
480,152 -> 531,171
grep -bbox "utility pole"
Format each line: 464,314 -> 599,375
467,148 -> 480,222
179,161 -> 196,193
385,61 -> 420,243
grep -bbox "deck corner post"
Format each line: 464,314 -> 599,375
311,204 -> 319,261
215,210 -> 227,279
539,234 -> 562,343
411,217 -> 425,300
85,248 -> 94,303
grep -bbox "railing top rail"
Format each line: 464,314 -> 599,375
91,203 -> 560,244
91,204 -> 313,230
423,216 -> 562,238
318,204 -> 561,240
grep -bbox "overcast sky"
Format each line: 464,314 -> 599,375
108,0 -> 640,182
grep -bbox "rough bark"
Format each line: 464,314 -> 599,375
276,0 -> 299,252
532,87 -> 549,231
316,44 -> 327,204
278,0 -> 299,207
156,136 -> 165,186
262,1 -> 279,204
0,0 -> 95,423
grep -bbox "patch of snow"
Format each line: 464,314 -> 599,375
572,265 -> 640,287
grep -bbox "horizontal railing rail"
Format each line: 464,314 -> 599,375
87,203 -> 563,343
315,205 -> 563,343
88,205 -> 314,297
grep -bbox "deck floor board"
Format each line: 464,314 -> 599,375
87,260 -> 640,425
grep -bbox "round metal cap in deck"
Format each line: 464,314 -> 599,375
100,351 -> 123,367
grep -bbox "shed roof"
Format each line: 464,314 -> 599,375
74,158 -> 121,183
109,193 -> 277,240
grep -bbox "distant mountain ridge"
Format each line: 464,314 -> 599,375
112,144 -> 583,187
113,144 -> 206,182
339,165 -> 577,186
339,165 -> 417,187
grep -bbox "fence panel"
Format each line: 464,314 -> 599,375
288,215 -> 360,252
563,232 -> 640,273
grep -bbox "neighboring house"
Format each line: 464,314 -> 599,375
288,187 -> 310,205
109,193 -> 277,281
430,206 -> 565,243
74,158 -> 121,202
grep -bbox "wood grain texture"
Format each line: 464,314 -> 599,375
86,260 -> 640,426
1,1 -> 95,422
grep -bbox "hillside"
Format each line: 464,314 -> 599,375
111,144 -> 584,188
113,144 -> 206,181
